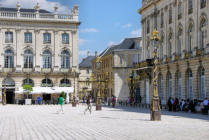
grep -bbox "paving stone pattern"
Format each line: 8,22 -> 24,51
0,105 -> 209,140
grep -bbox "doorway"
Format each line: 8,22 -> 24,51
2,89 -> 15,104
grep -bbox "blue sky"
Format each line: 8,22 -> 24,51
0,0 -> 142,62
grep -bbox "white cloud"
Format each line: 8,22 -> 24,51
0,0 -> 70,14
79,50 -> 89,56
122,23 -> 132,28
130,29 -> 142,37
107,41 -> 116,47
80,28 -> 99,33
79,38 -> 91,46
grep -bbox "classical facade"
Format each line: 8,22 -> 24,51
79,52 -> 95,98
92,37 -> 142,101
137,0 -> 209,105
0,3 -> 80,104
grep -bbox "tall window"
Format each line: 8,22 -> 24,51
200,18 -> 206,49
158,74 -> 164,100
188,24 -> 193,52
169,7 -> 172,24
177,72 -> 182,99
188,0 -> 193,14
147,19 -> 150,34
187,70 -> 193,100
24,32 -> 32,43
168,73 -> 172,98
43,33 -> 51,44
23,78 -> 34,86
61,50 -> 70,68
160,34 -> 164,59
168,33 -> 172,57
43,50 -> 52,68
5,32 -> 13,43
201,0 -> 206,9
41,78 -> 53,87
62,33 -> 69,44
178,2 -> 182,19
60,79 -> 71,87
200,68 -> 206,99
161,12 -> 164,28
4,49 -> 14,68
177,28 -> 182,55
24,50 -> 33,68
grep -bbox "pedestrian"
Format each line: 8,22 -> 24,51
203,98 -> 209,115
84,96 -> 92,115
37,96 -> 42,105
57,95 -> 65,114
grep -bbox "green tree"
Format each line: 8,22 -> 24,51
23,84 -> 33,98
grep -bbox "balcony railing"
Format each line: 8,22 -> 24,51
60,68 -> 70,73
3,68 -> 15,73
41,68 -> 52,73
22,68 -> 33,73
0,11 -> 77,22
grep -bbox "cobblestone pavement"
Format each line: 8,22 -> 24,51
0,104 -> 209,140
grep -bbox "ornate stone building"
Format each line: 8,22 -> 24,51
0,3 -> 80,104
79,52 -> 95,98
92,37 -> 142,101
137,0 -> 209,105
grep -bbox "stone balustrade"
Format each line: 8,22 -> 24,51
0,11 -> 76,21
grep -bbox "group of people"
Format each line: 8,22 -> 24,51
167,97 -> 209,115
118,96 -> 142,107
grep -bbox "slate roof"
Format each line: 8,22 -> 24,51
100,37 -> 141,57
79,56 -> 95,68
0,7 -> 51,13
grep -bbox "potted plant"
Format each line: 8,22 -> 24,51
23,84 -> 33,105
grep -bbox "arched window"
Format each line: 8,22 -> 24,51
167,73 -> 172,98
158,74 -> 164,100
178,2 -> 182,19
60,79 -> 71,87
23,78 -> 34,86
41,78 -> 53,87
62,33 -> 69,44
24,50 -> 33,68
61,50 -> 70,68
4,49 -> 14,68
177,28 -> 182,55
200,0 -> 206,9
176,72 -> 182,99
188,0 -> 193,14
200,68 -> 206,99
168,33 -> 172,57
43,50 -> 52,68
200,17 -> 207,49
188,23 -> 193,52
186,69 -> 193,100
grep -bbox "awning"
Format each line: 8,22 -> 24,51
15,87 -> 74,94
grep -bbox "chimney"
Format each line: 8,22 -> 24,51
87,51 -> 90,57
95,51 -> 98,57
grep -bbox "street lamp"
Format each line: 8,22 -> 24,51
95,56 -> 102,110
72,69 -> 77,107
150,29 -> 161,121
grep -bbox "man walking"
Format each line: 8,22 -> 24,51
84,96 -> 92,115
57,95 -> 65,114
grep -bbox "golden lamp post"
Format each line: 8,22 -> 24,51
72,69 -> 77,107
150,29 -> 161,121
